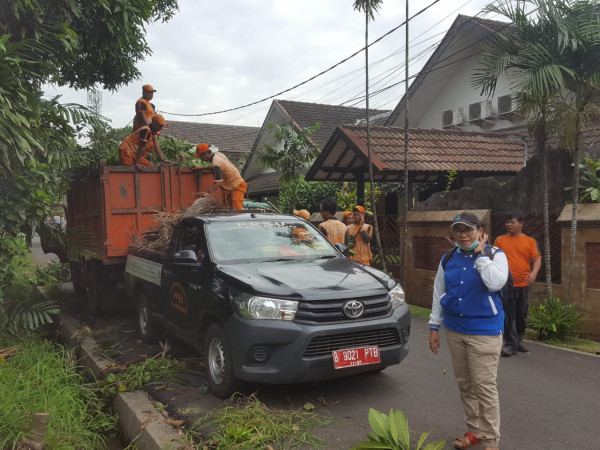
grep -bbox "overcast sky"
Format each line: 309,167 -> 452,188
45,0 -> 497,130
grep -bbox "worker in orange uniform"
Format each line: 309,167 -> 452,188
317,197 -> 347,246
342,211 -> 354,226
345,205 -> 373,265
119,114 -> 169,169
133,84 -> 158,131
195,143 -> 247,210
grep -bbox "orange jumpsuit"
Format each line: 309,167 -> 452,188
133,98 -> 156,131
346,223 -> 373,265
118,126 -> 156,166
210,153 -> 247,210
318,219 -> 347,246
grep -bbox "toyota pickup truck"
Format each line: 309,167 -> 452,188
125,212 -> 411,397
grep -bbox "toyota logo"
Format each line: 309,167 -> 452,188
343,300 -> 364,319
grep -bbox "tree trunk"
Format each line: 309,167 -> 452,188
566,112 -> 582,302
538,116 -> 553,297
364,2 -> 386,272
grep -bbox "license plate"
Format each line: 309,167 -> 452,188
332,346 -> 380,369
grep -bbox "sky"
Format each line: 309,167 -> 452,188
44,0 -> 498,130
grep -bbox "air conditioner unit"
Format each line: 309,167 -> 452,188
468,100 -> 493,122
441,108 -> 463,128
497,94 -> 514,115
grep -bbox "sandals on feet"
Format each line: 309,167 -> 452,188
454,431 -> 482,449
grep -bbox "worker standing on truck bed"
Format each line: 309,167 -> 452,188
119,114 -> 170,169
133,84 -> 157,131
195,143 -> 247,210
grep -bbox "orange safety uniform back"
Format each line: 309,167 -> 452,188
318,219 -> 347,246
118,126 -> 155,166
346,223 -> 373,264
493,234 -> 541,287
211,153 -> 245,191
133,98 -> 156,131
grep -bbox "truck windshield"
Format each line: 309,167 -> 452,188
206,220 -> 338,263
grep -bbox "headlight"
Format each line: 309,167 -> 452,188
233,295 -> 298,320
388,284 -> 406,309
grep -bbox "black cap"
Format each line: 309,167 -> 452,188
451,212 -> 482,228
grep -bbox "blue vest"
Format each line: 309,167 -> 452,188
441,249 -> 504,335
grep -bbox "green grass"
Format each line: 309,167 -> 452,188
409,303 -> 600,355
184,394 -> 333,449
0,334 -> 117,448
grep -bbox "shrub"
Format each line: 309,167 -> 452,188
528,296 -> 585,340
354,408 -> 446,450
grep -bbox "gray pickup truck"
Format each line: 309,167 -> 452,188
125,212 -> 411,397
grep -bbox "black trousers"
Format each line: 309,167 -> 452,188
502,286 -> 530,348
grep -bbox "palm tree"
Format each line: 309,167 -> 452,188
257,123 -> 321,211
473,0 -> 600,297
353,0 -> 387,272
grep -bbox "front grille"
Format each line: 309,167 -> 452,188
304,328 -> 400,357
294,294 -> 391,324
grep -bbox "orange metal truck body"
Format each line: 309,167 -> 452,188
67,163 -> 216,264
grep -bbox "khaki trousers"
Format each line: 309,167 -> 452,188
446,329 -> 503,448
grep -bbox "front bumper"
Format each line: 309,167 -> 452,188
223,303 -> 411,384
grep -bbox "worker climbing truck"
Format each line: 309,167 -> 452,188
124,212 -> 411,397
41,161 -> 217,313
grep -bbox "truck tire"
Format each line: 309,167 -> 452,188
204,323 -> 241,398
137,293 -> 158,344
69,261 -> 87,296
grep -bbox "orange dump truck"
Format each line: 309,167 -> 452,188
46,162 -> 216,313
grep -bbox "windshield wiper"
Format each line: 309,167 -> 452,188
317,255 -> 336,259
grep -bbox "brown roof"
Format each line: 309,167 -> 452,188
161,120 -> 259,155
245,171 -> 289,195
275,100 -> 390,149
306,125 -> 526,182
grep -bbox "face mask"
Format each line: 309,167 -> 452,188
455,240 -> 480,251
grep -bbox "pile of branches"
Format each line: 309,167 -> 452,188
130,197 -> 225,253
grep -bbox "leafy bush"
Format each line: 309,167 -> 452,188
354,408 -> 446,450
35,262 -> 71,286
528,296 -> 585,340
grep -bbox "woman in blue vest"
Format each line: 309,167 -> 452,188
429,212 -> 508,450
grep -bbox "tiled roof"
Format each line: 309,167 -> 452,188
306,125 -> 525,182
161,120 -> 259,154
246,171 -> 286,195
275,100 -> 390,149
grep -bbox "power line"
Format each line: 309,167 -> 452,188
157,0 -> 443,118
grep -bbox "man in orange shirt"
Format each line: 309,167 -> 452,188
119,114 -> 169,169
317,197 -> 347,246
345,206 -> 373,265
133,84 -> 157,131
494,212 -> 541,356
342,211 -> 353,226
195,143 -> 247,210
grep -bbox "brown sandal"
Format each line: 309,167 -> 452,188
454,431 -> 482,449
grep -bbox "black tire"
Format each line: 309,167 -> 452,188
69,261 -> 87,296
85,263 -> 102,315
204,323 -> 241,398
137,292 -> 158,344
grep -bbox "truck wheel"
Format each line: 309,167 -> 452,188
69,261 -> 86,296
137,293 -> 158,344
85,264 -> 102,315
204,323 -> 241,398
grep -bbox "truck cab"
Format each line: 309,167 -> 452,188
125,212 -> 411,398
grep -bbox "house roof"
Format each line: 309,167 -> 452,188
160,120 -> 259,155
305,125 -> 526,183
385,14 -> 513,126
243,100 -> 390,194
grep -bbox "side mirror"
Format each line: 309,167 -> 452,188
334,243 -> 350,256
173,249 -> 199,264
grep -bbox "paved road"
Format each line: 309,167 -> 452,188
247,316 -> 600,449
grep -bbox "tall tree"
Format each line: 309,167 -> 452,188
472,0 -> 600,296
353,0 -> 387,272
257,123 -> 321,211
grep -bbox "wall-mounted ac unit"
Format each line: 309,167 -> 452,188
468,100 -> 493,122
497,94 -> 514,115
442,108 -> 463,128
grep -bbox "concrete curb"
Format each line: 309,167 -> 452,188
57,312 -> 188,449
